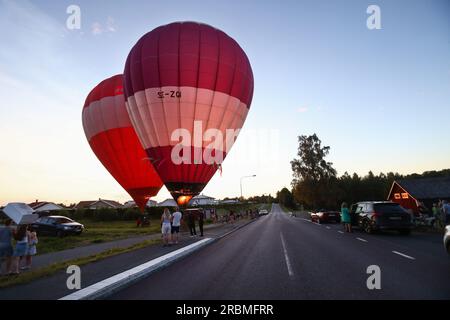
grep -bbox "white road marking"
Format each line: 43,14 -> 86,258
280,233 -> 294,278
326,226 -> 331,229
356,237 -> 368,243
392,251 -> 416,260
338,231 -> 344,234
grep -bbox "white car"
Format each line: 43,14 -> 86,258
258,209 -> 269,216
444,225 -> 450,254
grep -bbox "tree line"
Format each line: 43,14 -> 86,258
276,133 -> 450,210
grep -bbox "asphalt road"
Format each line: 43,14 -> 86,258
109,204 -> 450,300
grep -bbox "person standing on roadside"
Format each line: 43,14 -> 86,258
432,203 -> 442,229
22,226 -> 38,270
341,202 -> 352,233
0,219 -> 13,276
11,225 -> 28,274
161,208 -> 172,247
198,209 -> 205,237
443,200 -> 450,225
171,207 -> 182,244
187,210 -> 197,237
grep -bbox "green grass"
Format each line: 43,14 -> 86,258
37,219 -> 161,255
0,239 -> 160,289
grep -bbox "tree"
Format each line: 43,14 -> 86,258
291,134 -> 337,209
276,188 -> 296,209
291,134 -> 337,184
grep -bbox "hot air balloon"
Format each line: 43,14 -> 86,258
82,74 -> 163,211
124,22 -> 254,206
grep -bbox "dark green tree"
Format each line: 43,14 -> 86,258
291,134 -> 337,209
276,188 -> 296,209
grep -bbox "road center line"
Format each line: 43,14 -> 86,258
392,250 -> 416,260
326,226 -> 331,229
280,233 -> 294,278
356,237 -> 368,243
338,231 -> 344,234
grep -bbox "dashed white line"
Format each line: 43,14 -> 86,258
392,251 -> 416,260
338,231 -> 344,234
280,233 -> 294,278
326,226 -> 331,229
356,237 -> 368,243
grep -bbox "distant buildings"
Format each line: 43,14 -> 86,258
73,199 -> 123,210
124,199 -> 157,208
28,201 -> 63,212
220,199 -> 240,205
189,194 -> 217,206
2,194 -> 242,215
156,198 -> 178,207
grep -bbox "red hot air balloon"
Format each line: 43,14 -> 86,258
82,75 -> 163,211
124,22 -> 254,206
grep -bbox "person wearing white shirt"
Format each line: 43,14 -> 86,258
171,208 -> 183,244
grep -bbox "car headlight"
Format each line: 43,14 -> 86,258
63,226 -> 71,230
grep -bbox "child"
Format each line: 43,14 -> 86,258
22,226 -> 38,270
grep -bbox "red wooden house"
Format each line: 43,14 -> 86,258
387,177 -> 450,215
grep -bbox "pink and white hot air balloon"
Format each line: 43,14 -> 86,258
123,22 -> 254,205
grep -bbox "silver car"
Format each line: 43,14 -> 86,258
444,225 -> 450,254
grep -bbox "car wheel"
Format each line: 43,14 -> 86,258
57,230 -> 65,238
446,242 -> 450,255
399,229 -> 411,236
364,221 -> 373,234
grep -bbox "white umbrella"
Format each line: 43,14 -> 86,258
3,203 -> 39,225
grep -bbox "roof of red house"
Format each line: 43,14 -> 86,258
394,177 -> 450,200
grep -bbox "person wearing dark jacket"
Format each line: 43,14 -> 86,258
187,211 -> 197,237
198,210 -> 205,237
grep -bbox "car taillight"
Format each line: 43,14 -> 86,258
371,212 -> 380,220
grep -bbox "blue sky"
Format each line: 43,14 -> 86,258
0,0 -> 449,205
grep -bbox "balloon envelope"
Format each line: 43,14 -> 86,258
82,75 -> 163,211
124,22 -> 254,205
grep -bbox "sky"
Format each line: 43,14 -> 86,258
0,0 -> 449,206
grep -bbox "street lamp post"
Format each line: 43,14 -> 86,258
240,175 -> 256,199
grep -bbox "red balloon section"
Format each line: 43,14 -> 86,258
82,75 -> 163,211
124,22 -> 254,205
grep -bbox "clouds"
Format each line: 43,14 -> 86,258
91,16 -> 117,35
297,107 -> 308,113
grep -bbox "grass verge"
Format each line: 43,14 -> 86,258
37,220 -> 161,255
0,238 -> 160,289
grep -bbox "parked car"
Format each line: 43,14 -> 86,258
258,209 -> 269,216
31,216 -> 84,237
444,225 -> 450,254
354,201 -> 413,235
310,210 -> 341,224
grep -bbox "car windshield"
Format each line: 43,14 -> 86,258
374,204 -> 407,214
54,217 -> 74,224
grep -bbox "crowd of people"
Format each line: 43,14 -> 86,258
158,207 -> 261,246
431,200 -> 450,229
0,219 -> 38,276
